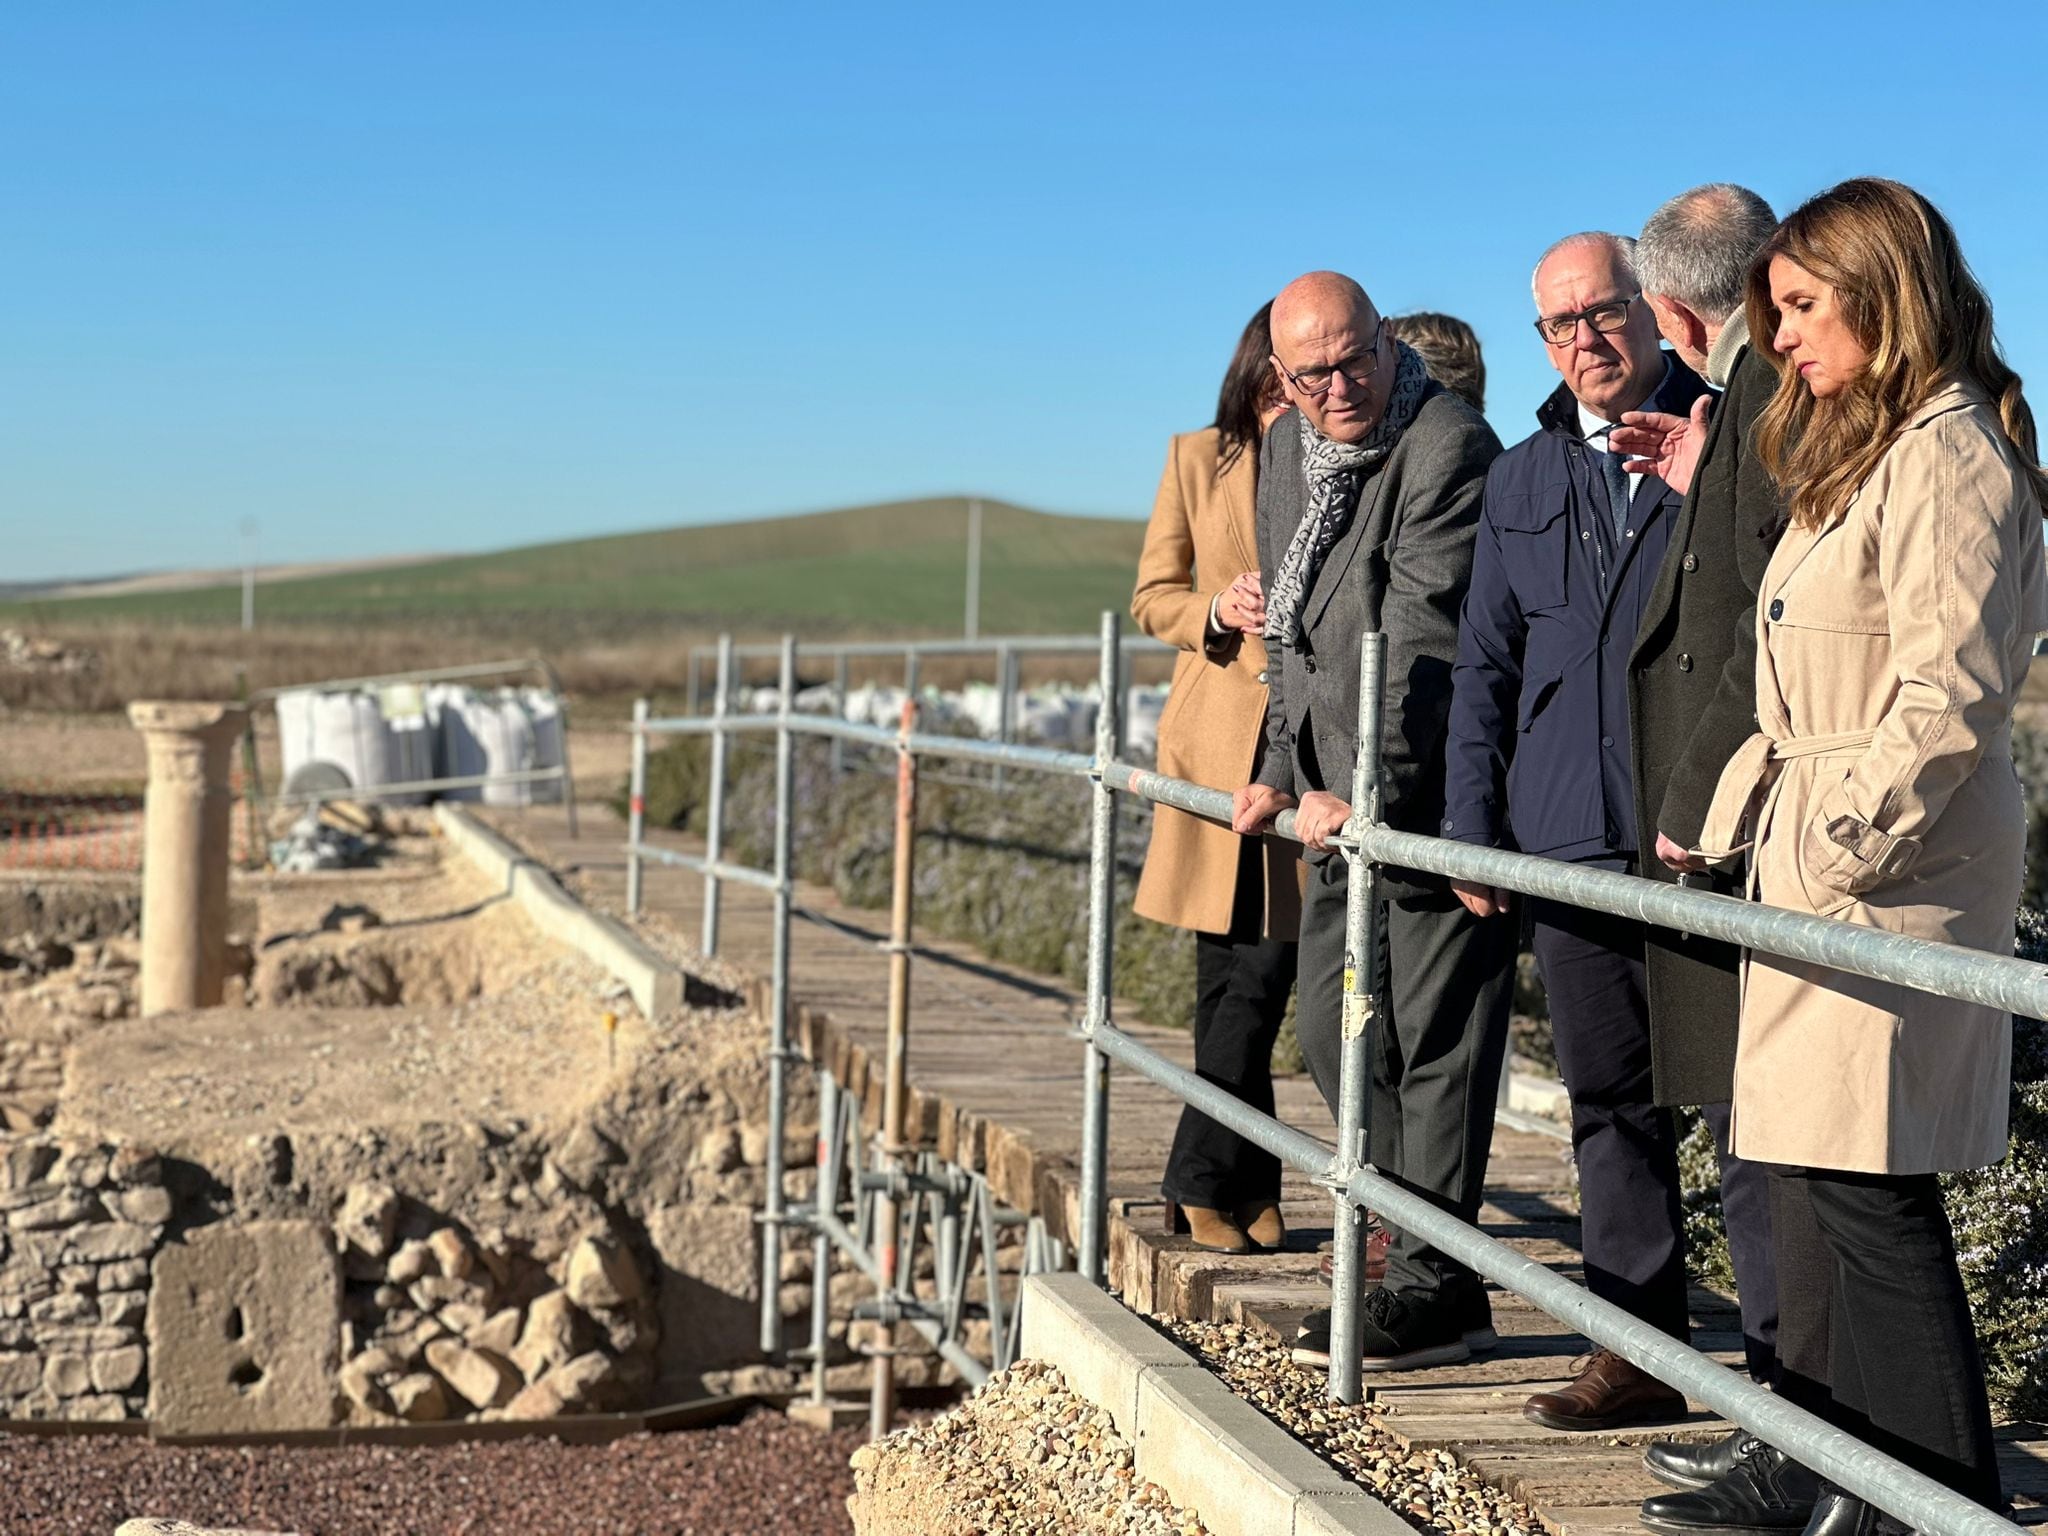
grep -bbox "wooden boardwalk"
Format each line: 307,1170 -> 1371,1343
501,803 -> 2047,1536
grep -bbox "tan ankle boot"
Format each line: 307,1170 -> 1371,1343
1235,1200 -> 1285,1250
1176,1204 -> 1251,1254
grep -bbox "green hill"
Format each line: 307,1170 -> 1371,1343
1,498 -> 1150,640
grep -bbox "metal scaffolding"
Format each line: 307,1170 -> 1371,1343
626,616 -> 2045,1536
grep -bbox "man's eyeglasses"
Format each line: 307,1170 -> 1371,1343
1276,322 -> 1385,399
1534,292 -> 1640,346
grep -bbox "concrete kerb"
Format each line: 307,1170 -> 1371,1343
432,804 -> 684,1022
1021,1273 -> 1410,1536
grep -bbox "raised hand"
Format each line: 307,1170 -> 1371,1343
1610,393 -> 1714,497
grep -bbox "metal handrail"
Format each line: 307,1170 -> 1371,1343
625,620 -> 2039,1536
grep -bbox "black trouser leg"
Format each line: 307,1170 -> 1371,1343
1703,1099 -> 1779,1382
1532,898 -> 1690,1340
1294,859 -> 1512,1299
1791,1165 -> 2003,1507
1764,1166 -> 1835,1415
1161,838 -> 1296,1210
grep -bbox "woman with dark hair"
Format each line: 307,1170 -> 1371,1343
1646,178 -> 2048,1530
1131,301 -> 1302,1254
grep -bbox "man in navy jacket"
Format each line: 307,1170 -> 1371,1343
1443,232 -> 1711,1433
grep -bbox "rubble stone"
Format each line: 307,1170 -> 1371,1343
425,1227 -> 474,1281
510,1290 -> 586,1381
334,1184 -> 400,1279
388,1371 -> 450,1422
424,1339 -> 520,1410
565,1235 -> 643,1310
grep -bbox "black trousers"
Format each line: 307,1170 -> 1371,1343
1768,1164 -> 2001,1507
1297,856 -> 1514,1297
1160,836 -> 1296,1210
1531,897 -> 1691,1340
1703,1099 -> 1783,1383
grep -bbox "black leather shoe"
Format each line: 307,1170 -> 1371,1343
1639,1444 -> 1820,1536
1796,1489 -> 1909,1536
1645,1429 -> 1760,1492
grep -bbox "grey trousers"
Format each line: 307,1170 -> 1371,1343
1296,854 -> 1515,1298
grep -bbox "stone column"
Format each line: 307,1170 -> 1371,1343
128,702 -> 247,1015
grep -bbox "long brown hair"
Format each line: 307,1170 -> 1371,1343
1214,300 -> 1280,476
1744,177 -> 2048,529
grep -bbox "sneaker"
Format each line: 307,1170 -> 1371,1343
1296,1284 -> 1495,1358
1292,1287 -> 1471,1372
1455,1281 -> 1498,1352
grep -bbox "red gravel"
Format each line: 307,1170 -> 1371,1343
0,1410 -> 866,1535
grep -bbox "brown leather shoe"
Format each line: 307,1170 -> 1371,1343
1235,1200 -> 1286,1250
1317,1222 -> 1390,1283
1523,1349 -> 1688,1431
1169,1203 -> 1251,1254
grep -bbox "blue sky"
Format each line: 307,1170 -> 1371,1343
3,3 -> 2044,582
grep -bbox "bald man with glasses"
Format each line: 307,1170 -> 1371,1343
1232,269 -> 1514,1374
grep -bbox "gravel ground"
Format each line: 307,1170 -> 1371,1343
850,1359 -> 1206,1535
1160,1320 -> 1540,1536
0,1410 -> 865,1535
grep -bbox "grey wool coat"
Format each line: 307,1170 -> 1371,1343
1254,385 -> 1504,891
1625,343 -> 1781,1106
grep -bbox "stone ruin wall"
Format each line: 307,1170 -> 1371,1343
0,870 -> 989,1432
0,1012 -> 874,1432
0,1135 -> 168,1421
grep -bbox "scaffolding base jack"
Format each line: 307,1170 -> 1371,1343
787,1398 -> 869,1432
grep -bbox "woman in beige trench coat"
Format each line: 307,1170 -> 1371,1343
1650,180 -> 2048,1527
1132,302 -> 1302,1256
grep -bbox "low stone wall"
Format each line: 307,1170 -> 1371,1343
0,1135 -> 170,1421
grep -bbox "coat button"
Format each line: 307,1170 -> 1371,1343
1682,552 -> 1698,572
1304,655 -> 1317,673
1602,735 -> 1614,748
1769,598 -> 1784,621
1256,670 -> 1269,685
1677,653 -> 1693,673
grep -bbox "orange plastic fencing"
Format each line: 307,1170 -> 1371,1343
0,769 -> 258,874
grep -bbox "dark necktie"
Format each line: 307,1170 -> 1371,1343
1591,428 -> 1631,539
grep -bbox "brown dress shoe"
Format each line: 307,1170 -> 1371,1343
1168,1203 -> 1252,1254
1523,1349 -> 1689,1431
1235,1200 -> 1285,1250
1316,1222 -> 1390,1283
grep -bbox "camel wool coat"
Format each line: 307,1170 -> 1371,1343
1697,382 -> 2048,1174
1131,428 -> 1302,938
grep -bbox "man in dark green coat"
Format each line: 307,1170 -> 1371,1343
1615,184 -> 1828,1536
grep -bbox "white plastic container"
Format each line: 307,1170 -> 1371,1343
276,687 -> 393,797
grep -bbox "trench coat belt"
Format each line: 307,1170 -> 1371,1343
1692,727 -> 1878,866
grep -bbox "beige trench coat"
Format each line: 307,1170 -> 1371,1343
1131,428 -> 1303,938
1698,382 -> 2048,1174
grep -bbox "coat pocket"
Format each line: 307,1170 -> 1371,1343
1492,494 -> 1569,613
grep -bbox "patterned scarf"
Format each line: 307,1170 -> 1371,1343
1264,340 -> 1432,648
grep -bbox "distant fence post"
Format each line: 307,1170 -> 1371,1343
1077,612 -> 1120,1284
994,643 -> 1018,790
831,651 -> 849,779
685,648 -> 701,717
626,698 -> 649,917
871,689 -> 921,1436
702,635 -> 733,957
761,634 -> 799,1356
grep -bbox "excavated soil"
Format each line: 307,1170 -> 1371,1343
53,849 -> 645,1154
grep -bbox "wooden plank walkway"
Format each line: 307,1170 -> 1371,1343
498,803 -> 2047,1535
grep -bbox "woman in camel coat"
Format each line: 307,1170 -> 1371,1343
1676,180 -> 2048,1520
1133,301 -> 1302,1255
